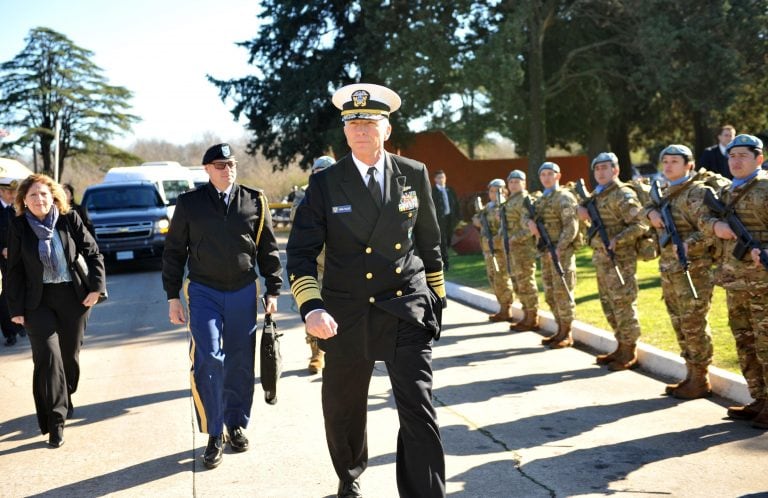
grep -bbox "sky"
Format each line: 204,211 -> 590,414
1,0 -> 265,146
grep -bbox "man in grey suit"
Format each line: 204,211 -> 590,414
287,83 -> 446,498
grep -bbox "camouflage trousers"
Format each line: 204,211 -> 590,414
726,276 -> 768,401
483,246 -> 514,306
594,252 -> 641,345
660,266 -> 714,366
541,248 -> 576,326
508,247 -> 539,311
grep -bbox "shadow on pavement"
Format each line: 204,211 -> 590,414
26,448 -> 194,497
518,421 -> 755,496
0,388 -> 189,451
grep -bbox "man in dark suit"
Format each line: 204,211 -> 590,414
0,178 -> 24,346
431,170 -> 460,271
163,143 -> 283,470
698,124 -> 736,179
287,83 -> 446,498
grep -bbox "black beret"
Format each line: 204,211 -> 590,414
202,143 -> 234,165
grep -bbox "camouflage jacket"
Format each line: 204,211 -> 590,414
700,172 -> 768,286
586,181 -> 647,255
523,186 -> 579,253
644,178 -> 716,272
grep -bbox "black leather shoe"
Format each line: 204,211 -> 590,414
4,335 -> 16,346
227,426 -> 249,452
337,479 -> 362,498
48,426 -> 64,448
203,434 -> 223,469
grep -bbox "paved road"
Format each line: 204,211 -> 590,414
1,257 -> 767,497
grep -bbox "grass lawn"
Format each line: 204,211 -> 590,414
446,248 -> 739,374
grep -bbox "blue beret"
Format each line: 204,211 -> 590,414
658,144 -> 693,162
538,162 -> 560,174
488,178 -> 506,188
726,134 -> 763,154
312,156 -> 335,173
507,169 -> 526,181
591,152 -> 618,169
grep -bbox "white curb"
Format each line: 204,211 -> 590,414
446,281 -> 752,404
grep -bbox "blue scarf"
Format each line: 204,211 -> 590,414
25,205 -> 60,272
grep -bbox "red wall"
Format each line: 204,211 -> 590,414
388,131 -> 590,199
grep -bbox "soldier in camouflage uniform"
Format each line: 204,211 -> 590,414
577,152 -> 647,371
503,170 -> 541,331
290,156 -> 335,374
701,134 -> 768,428
473,179 -> 515,321
645,145 -> 726,398
523,162 -> 579,348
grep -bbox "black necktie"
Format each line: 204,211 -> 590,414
367,167 -> 382,208
219,191 -> 227,210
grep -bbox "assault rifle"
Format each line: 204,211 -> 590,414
649,179 -> 698,298
475,196 -> 499,272
498,192 -> 512,274
703,189 -> 768,270
523,196 -> 574,304
574,179 -> 625,286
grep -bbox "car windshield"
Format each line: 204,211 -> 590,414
162,180 -> 192,205
83,186 -> 164,211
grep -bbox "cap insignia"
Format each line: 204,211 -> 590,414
351,90 -> 370,108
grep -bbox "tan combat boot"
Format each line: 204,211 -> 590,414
510,309 -> 540,332
607,342 -> 638,371
727,399 -> 766,420
596,344 -> 620,365
547,322 -> 573,349
307,336 -> 325,374
489,303 -> 513,322
672,363 -> 712,399
665,363 -> 692,395
751,404 -> 768,430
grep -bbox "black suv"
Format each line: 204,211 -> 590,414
82,181 -> 170,262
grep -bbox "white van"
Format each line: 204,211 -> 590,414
103,162 -> 195,210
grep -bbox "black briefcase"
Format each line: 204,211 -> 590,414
260,310 -> 282,405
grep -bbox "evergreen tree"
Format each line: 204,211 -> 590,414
0,27 -> 138,177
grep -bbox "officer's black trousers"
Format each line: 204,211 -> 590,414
322,319 -> 446,498
25,282 -> 89,435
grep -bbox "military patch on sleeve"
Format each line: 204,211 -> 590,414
629,207 -> 639,218
562,207 -> 575,218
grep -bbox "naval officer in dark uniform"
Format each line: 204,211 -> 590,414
163,143 -> 283,469
287,83 -> 446,498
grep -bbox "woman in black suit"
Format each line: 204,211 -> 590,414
6,174 -> 105,448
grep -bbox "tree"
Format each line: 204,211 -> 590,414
0,27 -> 138,177
209,0 -> 470,169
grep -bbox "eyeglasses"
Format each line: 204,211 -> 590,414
210,160 -> 237,170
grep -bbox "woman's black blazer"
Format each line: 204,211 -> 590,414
6,210 -> 105,315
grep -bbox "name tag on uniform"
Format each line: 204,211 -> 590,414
332,205 -> 352,214
399,191 -> 419,212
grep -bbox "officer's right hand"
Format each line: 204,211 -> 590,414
306,310 -> 338,339
168,298 -> 186,325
